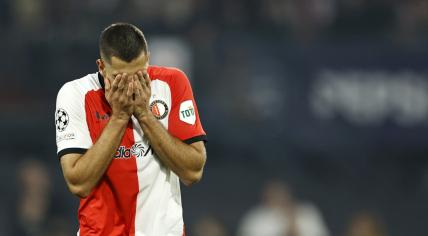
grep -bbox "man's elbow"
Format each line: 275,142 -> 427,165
68,183 -> 91,198
180,149 -> 207,186
182,170 -> 203,187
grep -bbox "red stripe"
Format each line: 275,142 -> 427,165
183,224 -> 186,236
78,89 -> 138,236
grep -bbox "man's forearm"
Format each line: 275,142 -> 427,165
65,117 -> 129,196
137,114 -> 206,185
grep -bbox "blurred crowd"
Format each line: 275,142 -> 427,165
0,157 -> 390,236
0,0 -> 427,41
1,0 -> 427,100
0,0 -> 427,115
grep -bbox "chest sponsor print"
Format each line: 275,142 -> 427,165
114,142 -> 153,159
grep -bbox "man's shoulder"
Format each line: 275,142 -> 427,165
149,65 -> 183,74
58,73 -> 101,95
149,65 -> 187,79
148,66 -> 189,88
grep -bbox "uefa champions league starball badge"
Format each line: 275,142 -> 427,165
56,108 -> 69,132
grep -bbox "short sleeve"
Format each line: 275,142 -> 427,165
167,69 -> 207,144
55,82 -> 92,158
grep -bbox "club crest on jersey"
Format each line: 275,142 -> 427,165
179,100 -> 196,125
150,99 -> 169,120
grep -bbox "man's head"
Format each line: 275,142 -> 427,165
97,23 -> 149,81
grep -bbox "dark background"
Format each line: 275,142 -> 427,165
0,0 -> 427,235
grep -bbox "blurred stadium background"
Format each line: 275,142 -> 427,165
0,0 -> 428,235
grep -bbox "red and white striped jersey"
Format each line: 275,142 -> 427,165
55,66 -> 207,236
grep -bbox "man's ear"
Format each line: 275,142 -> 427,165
96,59 -> 105,76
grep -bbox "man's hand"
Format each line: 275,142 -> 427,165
61,74 -> 135,198
133,71 -> 152,119
131,70 -> 207,186
104,74 -> 134,121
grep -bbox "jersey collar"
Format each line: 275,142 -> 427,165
98,72 -> 105,90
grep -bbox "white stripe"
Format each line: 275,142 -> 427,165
133,80 -> 184,235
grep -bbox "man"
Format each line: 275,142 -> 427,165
237,181 -> 329,236
55,23 -> 207,236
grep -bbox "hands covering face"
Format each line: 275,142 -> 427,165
104,71 -> 151,121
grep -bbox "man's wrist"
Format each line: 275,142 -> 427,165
110,114 -> 130,125
137,112 -> 156,124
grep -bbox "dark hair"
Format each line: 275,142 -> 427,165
99,23 -> 148,63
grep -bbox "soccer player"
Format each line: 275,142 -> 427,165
55,23 -> 207,236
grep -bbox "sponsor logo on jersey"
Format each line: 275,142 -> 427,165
95,111 -> 110,121
179,100 -> 196,125
56,133 -> 75,143
55,108 -> 69,132
114,142 -> 153,159
150,99 -> 169,120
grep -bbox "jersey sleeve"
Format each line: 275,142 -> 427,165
55,82 -> 92,158
168,69 -> 207,144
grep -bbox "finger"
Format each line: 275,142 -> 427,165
143,72 -> 151,88
111,74 -> 122,91
138,73 -> 147,91
117,73 -> 127,90
122,75 -> 132,95
133,79 -> 142,97
137,71 -> 144,84
135,85 -> 141,97
126,80 -> 134,97
132,76 -> 139,99
134,76 -> 144,91
133,74 -> 139,88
